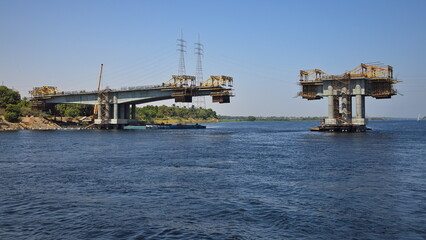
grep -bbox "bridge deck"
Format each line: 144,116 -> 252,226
31,86 -> 232,105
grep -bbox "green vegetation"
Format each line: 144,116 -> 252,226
4,104 -> 20,122
55,104 -> 93,118
1,86 -> 24,122
1,86 -> 47,122
0,86 -> 21,108
136,105 -> 218,123
4,101 -> 44,122
1,86 -> 93,122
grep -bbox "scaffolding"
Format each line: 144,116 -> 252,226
298,63 -> 399,131
163,75 -> 196,88
200,75 -> 233,87
97,88 -> 111,125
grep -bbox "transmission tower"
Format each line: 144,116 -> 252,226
177,30 -> 186,75
195,34 -> 206,108
176,31 -> 189,108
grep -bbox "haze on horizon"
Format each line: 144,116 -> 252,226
1,0 -> 425,118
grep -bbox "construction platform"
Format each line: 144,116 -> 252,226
299,63 -> 399,132
310,124 -> 371,132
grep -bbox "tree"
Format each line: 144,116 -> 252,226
247,116 -> 256,121
0,86 -> 21,108
4,111 -> 19,122
55,104 -> 93,117
135,105 -> 218,122
4,104 -> 21,122
16,101 -> 34,116
64,108 -> 80,118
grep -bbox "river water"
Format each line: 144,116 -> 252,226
0,121 -> 425,239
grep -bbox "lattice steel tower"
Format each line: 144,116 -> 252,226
177,31 -> 186,75
195,34 -> 206,108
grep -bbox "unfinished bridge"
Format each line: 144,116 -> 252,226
299,63 -> 399,132
30,74 -> 233,126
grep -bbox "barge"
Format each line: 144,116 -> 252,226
123,124 -> 206,130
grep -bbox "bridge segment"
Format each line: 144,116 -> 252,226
31,81 -> 233,126
299,63 -> 399,132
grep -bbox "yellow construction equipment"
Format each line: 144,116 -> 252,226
299,63 -> 400,100
300,69 -> 331,81
162,75 -> 196,87
300,64 -> 398,82
29,86 -> 62,97
94,64 -> 103,116
345,63 -> 393,79
200,75 -> 233,87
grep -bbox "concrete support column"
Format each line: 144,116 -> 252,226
125,104 -> 130,119
97,104 -> 102,120
341,95 -> 352,124
97,96 -> 102,120
333,96 -> 339,118
356,95 -> 362,119
113,95 -> 118,119
328,96 -> 334,119
353,94 -> 366,125
132,104 -> 136,120
348,97 -> 352,121
325,95 -> 340,125
119,104 -> 125,119
105,102 -> 110,119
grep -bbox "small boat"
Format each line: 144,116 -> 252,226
123,126 -> 147,130
124,124 -> 206,130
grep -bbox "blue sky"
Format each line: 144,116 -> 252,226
1,0 -> 425,117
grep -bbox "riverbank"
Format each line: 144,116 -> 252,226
0,115 -> 403,132
149,117 -> 219,124
0,116 -> 62,131
0,116 -> 217,131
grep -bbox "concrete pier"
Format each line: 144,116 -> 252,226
113,95 -> 118,120
353,94 -> 366,125
299,63 -> 398,132
341,94 -> 352,124
326,96 -> 338,125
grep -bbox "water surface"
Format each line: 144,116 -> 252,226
1,121 -> 425,239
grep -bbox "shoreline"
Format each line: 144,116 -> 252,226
1,118 -> 421,132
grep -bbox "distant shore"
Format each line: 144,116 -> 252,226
217,116 -> 394,122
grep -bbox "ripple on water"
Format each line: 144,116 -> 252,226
0,121 -> 425,239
